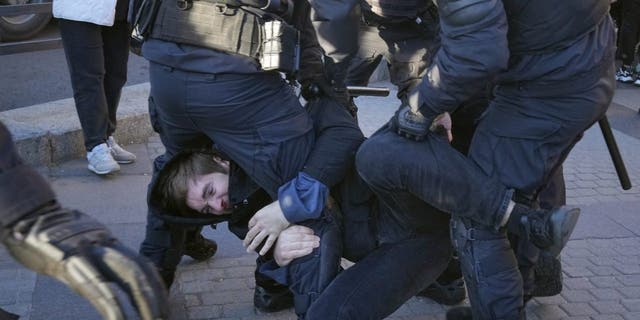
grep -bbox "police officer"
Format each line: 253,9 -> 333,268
350,0 -> 616,318
338,0 -> 569,299
0,122 -> 168,319
132,0 -> 354,314
149,99 -> 455,319
333,0 -> 469,305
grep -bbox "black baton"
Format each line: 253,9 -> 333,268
598,116 -> 632,190
347,86 -> 391,97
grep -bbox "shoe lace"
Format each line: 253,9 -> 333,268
90,145 -> 113,162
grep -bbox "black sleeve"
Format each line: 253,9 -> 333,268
302,97 -> 365,188
416,0 -> 509,118
291,0 -> 326,84
0,122 -> 57,228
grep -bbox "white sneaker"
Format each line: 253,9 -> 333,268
107,136 -> 137,164
616,66 -> 634,83
87,143 -> 120,175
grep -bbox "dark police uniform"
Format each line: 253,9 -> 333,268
136,0 -> 366,315
149,96 -> 365,316
344,0 -> 440,101
353,0 -> 616,318
336,0 -> 568,300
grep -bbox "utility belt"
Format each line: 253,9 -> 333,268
361,1 -> 438,33
132,0 -> 299,75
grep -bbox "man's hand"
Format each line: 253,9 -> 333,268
1,207 -> 168,320
430,112 -> 453,142
244,200 -> 291,256
273,225 -> 320,267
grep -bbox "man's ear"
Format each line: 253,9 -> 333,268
212,155 -> 230,170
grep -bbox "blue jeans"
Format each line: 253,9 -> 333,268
307,229 -> 451,319
305,167 -> 452,319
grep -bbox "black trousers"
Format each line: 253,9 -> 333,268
58,19 -> 130,151
619,0 -> 640,66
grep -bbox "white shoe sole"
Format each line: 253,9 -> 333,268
88,164 -> 120,175
114,158 -> 135,164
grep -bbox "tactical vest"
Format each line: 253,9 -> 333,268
142,0 -> 299,73
150,1 -> 262,58
364,0 -> 431,18
503,0 -> 609,55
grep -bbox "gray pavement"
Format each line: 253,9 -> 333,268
1,81 -> 640,320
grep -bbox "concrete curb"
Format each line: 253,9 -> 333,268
1,83 -> 153,167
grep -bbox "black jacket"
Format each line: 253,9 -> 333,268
149,97 -> 365,239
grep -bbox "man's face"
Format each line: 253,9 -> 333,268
186,171 -> 232,215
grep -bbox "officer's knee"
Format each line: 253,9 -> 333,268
355,137 -> 392,186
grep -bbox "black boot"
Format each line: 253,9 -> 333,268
253,284 -> 294,313
254,268 -> 294,313
419,278 -> 466,305
418,256 -> 466,305
446,306 -> 473,320
508,204 -> 580,257
184,233 -> 218,261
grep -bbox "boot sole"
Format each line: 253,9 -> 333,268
532,252 -> 563,297
547,207 -> 580,257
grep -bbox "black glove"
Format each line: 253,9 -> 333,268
1,206 -> 168,320
389,104 -> 432,141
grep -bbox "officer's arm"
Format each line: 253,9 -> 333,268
304,97 -> 365,188
0,122 -> 168,320
245,98 -> 364,255
292,0 -> 325,84
414,0 -> 509,119
277,97 -> 364,224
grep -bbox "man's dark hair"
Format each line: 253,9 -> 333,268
151,149 -> 229,217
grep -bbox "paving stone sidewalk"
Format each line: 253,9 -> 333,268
1,82 -> 639,320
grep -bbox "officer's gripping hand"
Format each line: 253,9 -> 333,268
390,104 -> 431,141
244,200 -> 290,256
1,206 -> 168,320
273,225 -> 320,267
390,105 -> 453,142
